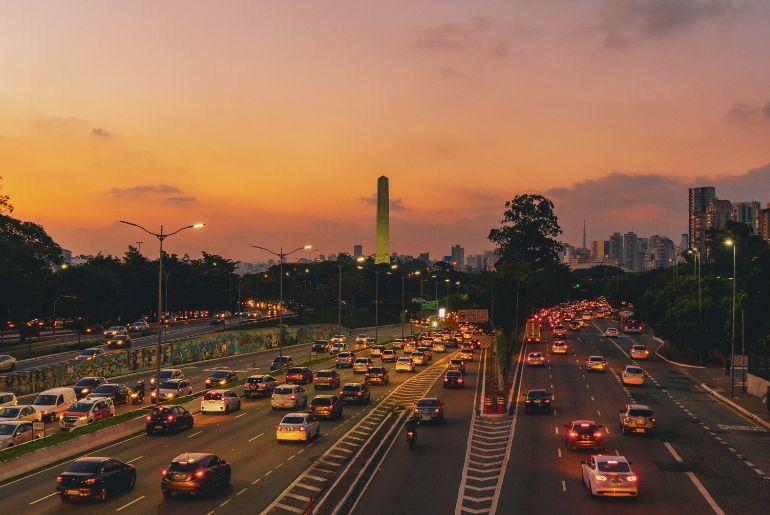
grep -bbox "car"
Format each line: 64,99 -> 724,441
0,405 -> 39,422
366,337 -> 376,346
568,320 -> 582,331
551,341 -> 568,354
413,397 -> 444,422
432,341 -> 446,353
416,346 -> 433,361
73,377 -> 107,399
75,347 -> 106,361
335,351 -> 356,368
87,384 -> 131,405
204,369 -> 238,388
524,389 -> 552,413
585,356 -> 607,372
448,358 -> 466,373
339,383 -> 370,404
59,398 -> 115,432
353,357 -> 374,374
128,320 -> 150,332
146,405 -> 195,435
565,420 -> 604,450
312,340 -> 330,353
623,319 -> 644,334
458,349 -> 474,361
330,334 -> 347,344
103,326 -> 128,338
270,356 -> 295,371
392,338 -> 405,350
330,342 -> 348,355
605,327 -> 620,338
403,340 -> 417,353
32,387 -> 77,422
443,370 -> 464,388
106,334 -> 131,349
381,349 -> 398,362
150,368 -> 184,387
209,316 -> 225,326
630,344 -> 650,359
57,457 -> 136,501
369,345 -> 385,358
271,384 -> 308,410
622,365 -> 645,386
526,352 -> 545,367
582,314 -> 592,322
276,412 -> 321,442
153,379 -> 194,402
161,453 -> 231,498
355,334 -> 368,345
581,455 -> 638,497
0,421 -> 34,448
313,369 -> 341,390
395,357 -> 416,372
200,389 -> 241,414
309,395 -> 343,420
619,403 -> 656,435
0,355 -> 17,372
285,367 -> 313,385
410,351 -> 427,366
244,374 -> 278,398
0,392 -> 18,408
365,366 -> 389,385
553,324 -> 567,336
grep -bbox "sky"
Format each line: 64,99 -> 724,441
2,0 -> 770,260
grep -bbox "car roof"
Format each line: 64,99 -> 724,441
570,419 -> 597,425
172,452 -> 212,463
342,382 -> 363,387
0,420 -> 26,426
162,378 -> 185,384
205,389 -> 230,394
282,412 -> 308,419
627,403 -> 652,410
593,454 -> 630,464
312,394 -> 337,400
73,456 -> 110,463
161,368 -> 182,372
527,389 -> 547,394
588,355 -> 604,359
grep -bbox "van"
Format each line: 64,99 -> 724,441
32,387 -> 77,422
0,392 -> 18,409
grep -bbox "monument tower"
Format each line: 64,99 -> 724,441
375,176 -> 390,264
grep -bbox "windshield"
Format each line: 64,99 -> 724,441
446,372 -> 461,378
342,385 -> 359,392
312,398 -> 331,406
0,408 -> 21,417
274,387 -> 294,395
33,395 -> 57,405
211,371 -> 229,378
159,371 -> 175,379
574,424 -> 597,434
75,378 -> 99,387
65,461 -> 102,473
0,424 -> 16,435
67,402 -> 93,413
273,357 -> 288,363
369,368 -> 384,374
170,462 -> 201,472
151,407 -> 172,416
589,357 -> 604,362
203,392 -> 222,400
287,368 -> 303,374
411,353 -> 423,357
628,408 -> 653,417
338,353 -> 350,358
281,416 -> 305,424
92,385 -> 115,394
161,381 -> 181,389
597,461 -> 631,473
417,399 -> 438,407
528,391 -> 548,399
316,371 -> 333,377
248,377 -> 265,383
80,350 -> 98,356
626,367 -> 643,374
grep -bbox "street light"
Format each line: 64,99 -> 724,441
52,295 -> 76,336
724,239 -> 737,398
252,244 -> 311,356
119,220 -> 204,387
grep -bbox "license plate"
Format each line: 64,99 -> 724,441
635,428 -> 645,432
65,489 -> 80,495
155,425 -> 164,429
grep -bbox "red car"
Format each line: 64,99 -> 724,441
285,367 -> 313,385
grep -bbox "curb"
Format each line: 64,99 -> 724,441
653,337 -> 705,369
699,383 -> 770,431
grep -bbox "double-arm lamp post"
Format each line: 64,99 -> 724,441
119,221 -> 204,385
251,244 -> 312,356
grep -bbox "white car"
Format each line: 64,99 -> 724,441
75,347 -> 106,361
0,405 -> 39,422
355,334 -> 368,345
353,358 -> 374,374
271,384 -> 308,410
330,343 -> 348,355
622,365 -> 645,386
200,389 -> 241,414
276,412 -> 320,442
150,368 -> 184,386
330,334 -> 347,344
605,327 -> 619,338
0,392 -> 18,409
59,398 -> 115,432
155,379 -> 194,401
0,354 -> 17,372
585,356 -> 607,372
432,341 -> 446,353
395,357 -> 416,372
0,421 -> 34,449
581,455 -> 638,497
630,344 -> 650,360
128,320 -> 150,332
103,325 -> 128,338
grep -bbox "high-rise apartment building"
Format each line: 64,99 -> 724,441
689,186 -> 716,255
590,240 -> 609,259
353,244 -> 363,258
623,232 -> 639,272
417,252 -> 430,263
451,245 -> 465,270
609,232 -> 623,261
705,198 -> 733,261
758,204 -> 770,243
733,201 -> 761,233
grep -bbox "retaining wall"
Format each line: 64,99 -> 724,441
0,324 -> 335,396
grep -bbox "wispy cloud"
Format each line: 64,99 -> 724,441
724,101 -> 770,123
358,193 -> 408,211
91,127 -> 112,138
109,184 -> 182,198
163,195 -> 197,204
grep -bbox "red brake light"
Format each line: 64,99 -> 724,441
434,408 -> 440,414
85,478 -> 97,484
56,475 -> 63,483
162,469 -> 168,477
568,431 -> 578,439
145,415 -> 151,422
290,395 -> 296,400
444,377 -> 448,381
194,470 -> 205,479
167,415 -> 174,422
594,431 -> 603,438
299,426 -> 306,432
458,378 -> 463,383
356,391 -> 362,396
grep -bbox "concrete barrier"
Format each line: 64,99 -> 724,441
747,372 -> 770,401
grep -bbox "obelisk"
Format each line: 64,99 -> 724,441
375,176 -> 390,264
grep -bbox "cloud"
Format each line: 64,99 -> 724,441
596,0 -> 744,48
358,193 -> 408,211
438,66 -> 465,79
109,184 -> 183,198
91,127 -> 112,138
163,196 -> 197,204
410,23 -> 467,54
724,101 -> 770,122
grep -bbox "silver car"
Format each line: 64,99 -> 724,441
0,355 -> 17,372
0,421 -> 34,449
0,405 -> 39,422
618,403 -> 656,435
271,384 -> 308,410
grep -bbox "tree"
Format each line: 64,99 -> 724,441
0,176 -> 12,214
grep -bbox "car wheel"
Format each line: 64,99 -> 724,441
96,487 -> 108,501
237,401 -> 242,411
224,405 -> 230,415
129,473 -> 136,489
146,429 -> 154,436
162,490 -> 173,499
223,470 -> 231,486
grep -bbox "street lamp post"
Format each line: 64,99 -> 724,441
688,248 -> 702,363
725,239 -> 737,398
252,244 -> 311,356
120,221 -> 204,387
52,295 -> 76,336
337,262 -> 343,336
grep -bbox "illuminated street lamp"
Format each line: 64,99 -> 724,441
252,244 -> 311,356
119,220 -> 204,385
724,239 -> 737,398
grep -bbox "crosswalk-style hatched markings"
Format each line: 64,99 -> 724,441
717,423 -> 766,432
457,417 -> 512,515
264,355 -> 454,514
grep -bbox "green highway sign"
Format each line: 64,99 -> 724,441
421,300 -> 438,310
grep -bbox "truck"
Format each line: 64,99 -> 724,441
525,320 -> 541,343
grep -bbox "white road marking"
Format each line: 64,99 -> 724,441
236,488 -> 247,496
249,432 -> 265,442
664,441 -> 683,463
125,455 -> 143,464
116,495 -> 145,512
555,426 -> 559,435
590,396 -> 595,401
220,498 -> 231,507
561,480 -> 567,492
557,448 -> 562,458
687,472 -> 725,515
187,430 -> 202,438
252,478 -> 262,485
235,413 -> 246,419
29,492 -> 57,505
596,409 -> 601,416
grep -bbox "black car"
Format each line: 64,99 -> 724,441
312,340 -> 330,353
57,457 -> 136,502
443,370 -> 464,388
565,420 -> 604,450
204,370 -> 238,388
270,356 -> 294,371
339,383 -> 371,404
146,405 -> 194,435
73,377 -> 107,399
87,384 -> 130,405
524,389 -> 552,413
161,452 -> 231,498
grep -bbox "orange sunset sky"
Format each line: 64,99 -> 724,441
2,1 -> 770,260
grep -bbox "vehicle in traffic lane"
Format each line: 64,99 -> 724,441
161,453 -> 231,498
106,334 -> 131,349
57,457 -> 136,501
200,389 -> 241,414
74,347 -> 106,361
381,349 -> 398,362
581,455 -> 638,497
410,351 -> 427,366
448,358 -> 466,373
312,340 -> 330,353
128,320 -> 150,332
458,349 -> 473,361
270,356 -> 295,371
276,412 -> 320,442
565,420 -> 604,450
526,352 -> 545,367
619,404 -> 656,435
204,369 -> 238,388
309,395 -> 343,420
0,420 -> 34,448
0,392 -> 18,408
33,387 -> 77,422
630,344 -> 650,359
87,383 -> 131,405
364,366 -> 389,385
146,405 -> 194,435
73,377 -> 107,399
245,374 -> 278,398
0,354 -> 17,372
413,397 -> 444,422
339,383 -> 370,404
443,370 -> 464,388
271,384 -> 308,410
313,369 -> 341,390
524,389 -> 552,413
103,326 -> 128,338
154,379 -> 194,401
551,341 -> 568,354
285,367 -> 313,385
395,357 -> 416,372
605,327 -> 619,338
150,368 -> 184,387
59,398 -> 115,432
353,357 -> 374,374
621,365 -> 645,386
335,352 -> 356,368
585,356 -> 607,372
0,405 -> 39,421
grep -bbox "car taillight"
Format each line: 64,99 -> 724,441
194,470 -> 205,479
56,476 -> 63,483
594,475 -> 607,481
414,408 -> 419,414
85,478 -> 97,484
271,394 -> 275,399
308,405 -> 312,410
627,475 -> 637,482
434,408 -> 440,414
167,415 -> 174,422
299,426 -> 306,432
594,431 -> 603,438
276,425 -> 282,431
356,392 -> 362,396
568,431 -> 578,439
651,418 -> 656,422
146,415 -> 151,422
290,395 -> 296,400
444,377 -> 448,382
407,431 -> 414,437
458,378 -> 463,383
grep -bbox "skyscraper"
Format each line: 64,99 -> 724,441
689,186 -> 716,255
732,201 -> 761,233
609,232 -> 623,260
451,244 -> 465,270
375,176 -> 391,264
623,232 -> 639,272
353,244 -> 363,258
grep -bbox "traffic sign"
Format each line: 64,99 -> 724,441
457,309 -> 489,323
421,300 -> 438,310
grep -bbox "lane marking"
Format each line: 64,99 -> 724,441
187,430 -> 203,438
235,413 -> 247,419
687,472 -> 725,515
555,426 -> 559,435
248,432 -> 265,442
116,495 -> 145,512
29,492 -> 57,505
561,480 -> 567,492
236,488 -> 247,496
125,455 -> 143,464
664,441 -> 683,463
557,448 -> 562,458
219,498 -> 231,507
